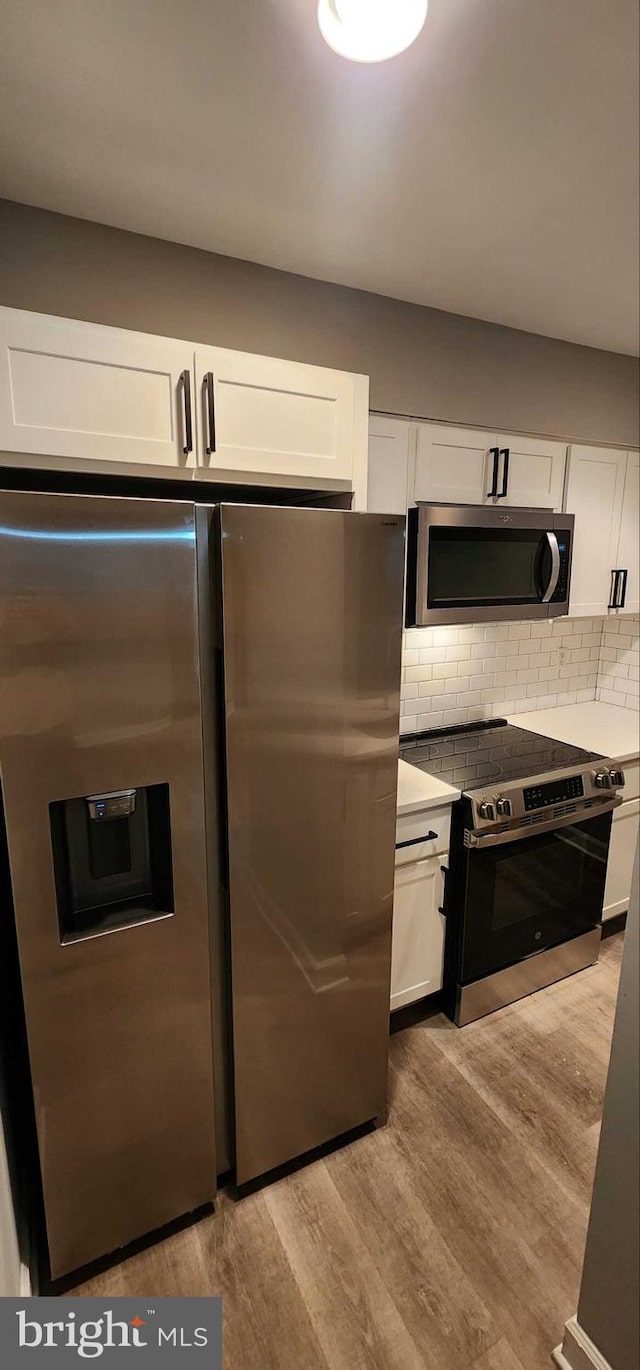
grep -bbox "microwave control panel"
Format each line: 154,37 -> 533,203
550,540 -> 571,603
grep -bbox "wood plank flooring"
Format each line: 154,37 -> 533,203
71,934 -> 624,1370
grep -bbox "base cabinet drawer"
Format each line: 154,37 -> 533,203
395,805 -> 451,864
603,796 -> 640,921
390,856 -> 446,1011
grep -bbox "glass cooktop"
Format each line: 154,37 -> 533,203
399,719 -> 603,793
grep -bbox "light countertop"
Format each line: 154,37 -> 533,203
397,758 -> 460,816
508,701 -> 640,764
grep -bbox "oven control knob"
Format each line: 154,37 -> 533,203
496,797 -> 513,817
594,769 -> 612,789
608,768 -> 625,789
478,800 -> 496,821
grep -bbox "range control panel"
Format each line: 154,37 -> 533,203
523,773 -> 584,812
469,762 -> 626,831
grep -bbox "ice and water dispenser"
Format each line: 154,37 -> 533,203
49,784 -> 174,940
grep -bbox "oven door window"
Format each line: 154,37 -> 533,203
461,810 -> 612,984
427,526 -> 550,610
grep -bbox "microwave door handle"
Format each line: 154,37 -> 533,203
541,531 -> 561,603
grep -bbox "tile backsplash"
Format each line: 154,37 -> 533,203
400,615 -> 638,735
596,615 -> 640,713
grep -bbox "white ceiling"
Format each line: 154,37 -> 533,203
0,0 -> 638,354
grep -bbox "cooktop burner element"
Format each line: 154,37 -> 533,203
400,719 -> 603,792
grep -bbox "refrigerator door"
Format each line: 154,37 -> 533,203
0,491 -> 216,1278
218,504 -> 404,1184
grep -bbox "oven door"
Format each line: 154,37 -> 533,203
460,805 -> 614,985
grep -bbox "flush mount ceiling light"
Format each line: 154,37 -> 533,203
317,0 -> 428,63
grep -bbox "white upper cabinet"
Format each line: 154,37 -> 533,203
413,421 -> 566,509
616,450 -> 640,614
565,445 -> 628,617
0,308 -> 369,499
496,433 -> 566,510
194,344 -> 367,492
0,307 -> 195,470
414,423 -> 493,504
367,415 -> 412,514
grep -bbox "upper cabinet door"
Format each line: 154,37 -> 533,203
565,445 -> 627,617
0,307 -> 195,469
414,424 -> 496,504
367,415 -> 411,513
615,451 -> 640,614
195,345 -> 365,486
496,434 -> 566,510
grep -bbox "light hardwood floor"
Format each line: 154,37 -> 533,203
72,934 -> 624,1370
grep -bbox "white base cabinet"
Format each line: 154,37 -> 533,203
603,797 -> 640,921
0,307 -> 369,500
603,759 -> 640,922
390,856 -> 446,1011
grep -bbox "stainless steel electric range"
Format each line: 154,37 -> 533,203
400,719 -> 625,1025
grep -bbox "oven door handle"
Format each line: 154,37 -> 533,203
466,796 -> 622,848
541,531 -> 561,603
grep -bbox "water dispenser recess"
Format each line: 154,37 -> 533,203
49,783 -> 174,941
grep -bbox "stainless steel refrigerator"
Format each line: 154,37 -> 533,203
0,489 -> 404,1279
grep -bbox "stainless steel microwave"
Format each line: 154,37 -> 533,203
406,504 -> 575,626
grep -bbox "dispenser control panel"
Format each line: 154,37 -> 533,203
86,789 -> 137,822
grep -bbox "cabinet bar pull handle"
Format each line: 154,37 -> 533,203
438,864 -> 449,915
608,569 -> 621,609
204,371 -> 216,456
617,568 -> 628,609
180,370 -> 193,455
395,831 -> 438,850
498,448 -> 510,498
487,448 -> 500,498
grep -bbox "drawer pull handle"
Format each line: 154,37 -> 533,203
396,831 -> 438,850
